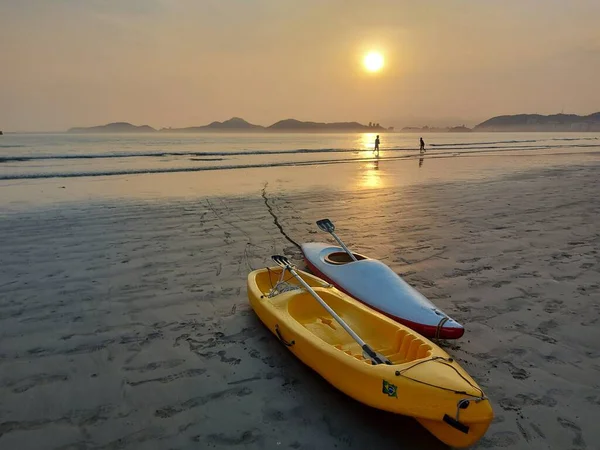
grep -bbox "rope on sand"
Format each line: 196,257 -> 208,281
261,182 -> 302,251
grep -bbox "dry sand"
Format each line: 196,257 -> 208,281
1,159 -> 599,449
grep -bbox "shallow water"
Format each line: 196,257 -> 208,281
1,132 -> 599,180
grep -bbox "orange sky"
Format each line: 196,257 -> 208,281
1,0 -> 599,131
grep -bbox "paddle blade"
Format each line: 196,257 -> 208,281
271,255 -> 292,268
316,218 -> 335,233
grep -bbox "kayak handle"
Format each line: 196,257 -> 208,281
443,414 -> 470,434
275,324 -> 295,347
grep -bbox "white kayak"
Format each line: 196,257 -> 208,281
301,242 -> 464,339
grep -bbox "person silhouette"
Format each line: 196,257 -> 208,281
374,135 -> 380,155
419,137 -> 425,153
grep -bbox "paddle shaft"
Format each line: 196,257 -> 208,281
329,231 -> 358,262
285,266 -> 369,351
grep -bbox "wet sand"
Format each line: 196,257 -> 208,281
1,159 -> 599,449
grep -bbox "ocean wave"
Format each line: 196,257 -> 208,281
430,139 -> 540,147
430,137 -> 598,147
2,145 -> 599,181
0,157 -> 384,180
0,148 -> 357,162
551,137 -> 599,141
1,141 -> 596,163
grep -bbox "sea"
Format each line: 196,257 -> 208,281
1,132 -> 599,181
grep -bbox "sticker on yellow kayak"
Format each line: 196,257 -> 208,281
382,380 -> 398,398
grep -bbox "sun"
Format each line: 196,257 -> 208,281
363,52 -> 384,72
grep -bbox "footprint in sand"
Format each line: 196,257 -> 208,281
196,350 -> 241,365
499,393 -> 557,412
507,365 -> 530,380
585,395 -> 600,406
536,319 -> 558,335
557,417 -> 586,448
516,421 -> 531,442
543,299 -> 564,314
529,422 -> 546,439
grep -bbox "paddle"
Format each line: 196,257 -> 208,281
316,218 -> 358,262
271,255 -> 391,365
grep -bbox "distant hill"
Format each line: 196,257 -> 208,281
164,117 -> 264,132
448,125 -> 472,133
68,122 -> 156,133
72,117 -> 390,133
67,118 -> 390,133
268,119 -> 385,132
474,112 -> 600,132
61,113 -> 600,134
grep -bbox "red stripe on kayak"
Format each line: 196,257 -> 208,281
302,256 -> 465,340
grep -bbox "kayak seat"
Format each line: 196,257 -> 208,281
395,330 -> 433,362
286,289 -> 432,365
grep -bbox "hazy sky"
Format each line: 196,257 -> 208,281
1,0 -> 599,131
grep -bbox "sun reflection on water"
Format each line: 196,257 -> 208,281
359,158 -> 383,189
359,133 -> 379,156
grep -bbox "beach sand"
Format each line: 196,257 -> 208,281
1,157 -> 599,449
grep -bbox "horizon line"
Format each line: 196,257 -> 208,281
3,110 -> 600,134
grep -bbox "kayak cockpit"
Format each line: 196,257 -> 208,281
254,267 -> 434,366
286,290 -> 433,365
324,251 -> 368,265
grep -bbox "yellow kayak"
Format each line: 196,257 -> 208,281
247,266 -> 493,448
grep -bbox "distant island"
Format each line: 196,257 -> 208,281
474,112 -> 600,132
162,117 -> 263,132
267,119 -> 387,132
67,112 -> 600,134
402,112 -> 600,133
68,118 -> 390,134
68,122 -> 156,133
